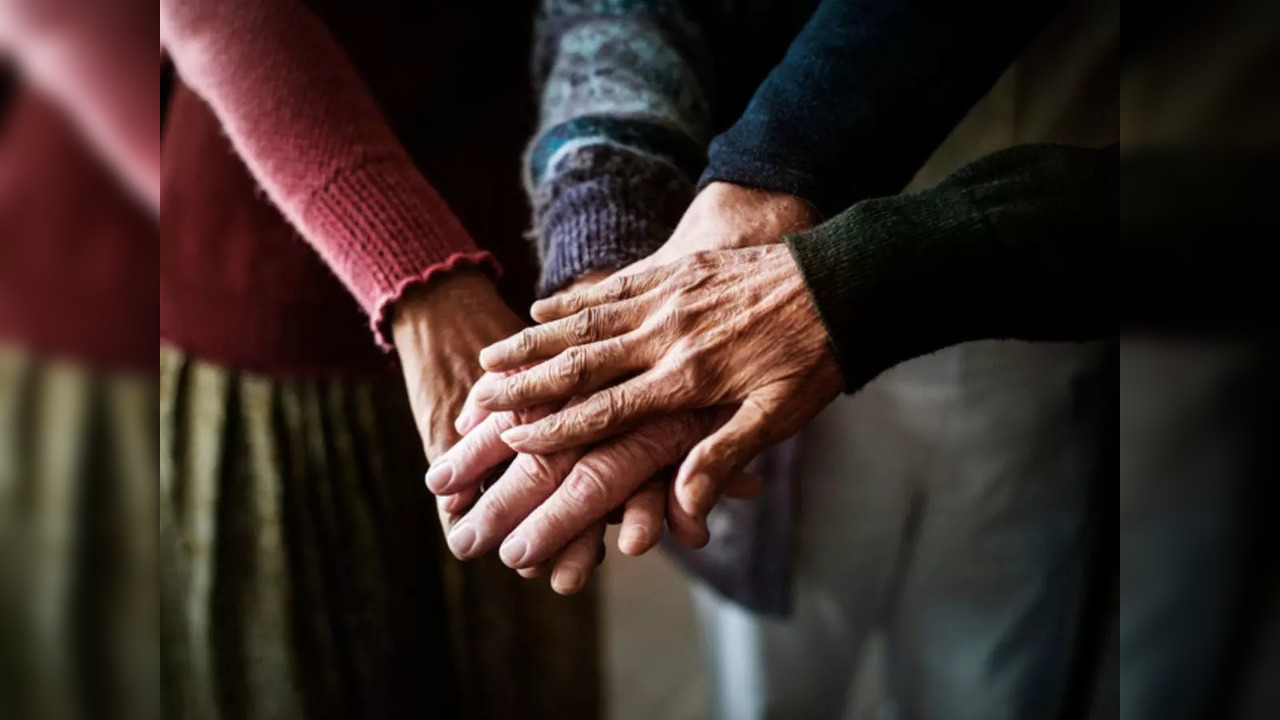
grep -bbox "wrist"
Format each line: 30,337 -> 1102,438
561,269 -> 615,295
391,270 -> 502,345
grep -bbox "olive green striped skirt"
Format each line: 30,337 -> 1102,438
3,344 -> 598,720
1,345 -> 159,720
158,346 -> 599,720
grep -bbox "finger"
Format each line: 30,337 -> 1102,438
475,338 -> 644,412
501,371 -> 685,455
425,410 -> 518,495
518,563 -> 547,579
478,304 -> 641,372
659,469 -> 760,550
722,470 -> 765,499
436,488 -> 476,537
499,411 -> 718,568
618,480 -> 665,556
454,371 -> 502,435
550,522 -> 607,595
445,447 -> 583,561
665,479 -> 709,549
440,485 -> 480,516
428,400 -> 559,495
528,266 -> 672,324
456,367 -> 538,434
675,392 -> 785,520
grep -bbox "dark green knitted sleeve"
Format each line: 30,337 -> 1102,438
785,143 -> 1118,392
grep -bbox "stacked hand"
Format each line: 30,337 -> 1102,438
414,183 -> 840,594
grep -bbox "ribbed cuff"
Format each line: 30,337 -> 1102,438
302,153 -> 501,348
785,186 -> 987,392
532,149 -> 693,297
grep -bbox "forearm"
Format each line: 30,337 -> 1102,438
527,0 -> 711,296
701,0 -> 1065,215
0,0 -> 159,210
786,143 -> 1116,391
161,0 -> 496,346
790,144 -> 1280,391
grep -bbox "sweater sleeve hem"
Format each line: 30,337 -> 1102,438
368,250 -> 502,351
784,188 -> 987,393
301,152 -> 503,344
697,153 -> 830,209
531,146 -> 694,297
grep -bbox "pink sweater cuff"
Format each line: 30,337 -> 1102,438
303,152 -> 501,349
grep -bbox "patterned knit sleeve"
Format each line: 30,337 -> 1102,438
527,0 -> 712,297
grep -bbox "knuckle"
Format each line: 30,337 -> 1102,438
596,390 -> 629,426
661,364 -> 700,401
553,295 -> 580,317
665,302 -> 691,329
608,275 -> 634,302
512,329 -> 537,357
569,308 -> 597,343
500,371 -> 527,401
516,453 -> 563,495
538,412 -> 569,440
555,347 -> 589,386
561,463 -> 612,512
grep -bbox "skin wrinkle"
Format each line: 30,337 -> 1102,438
481,244 -> 842,522
438,183 -> 817,588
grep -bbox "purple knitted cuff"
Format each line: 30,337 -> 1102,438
532,146 -> 694,297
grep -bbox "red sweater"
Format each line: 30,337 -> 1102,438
161,1 -> 537,377
0,85 -> 157,372
5,0 -> 536,378
161,0 -> 506,351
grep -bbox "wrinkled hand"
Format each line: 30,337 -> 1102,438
392,270 -> 525,462
421,272 -> 667,594
391,270 -> 535,559
433,395 -> 765,578
624,181 -> 820,274
474,244 -> 844,521
392,273 -> 629,594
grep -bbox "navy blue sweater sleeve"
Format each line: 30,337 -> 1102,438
699,0 -> 1065,215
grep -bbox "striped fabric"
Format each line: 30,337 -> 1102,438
2,342 -> 601,719
158,346 -> 600,720
1,344 -> 159,720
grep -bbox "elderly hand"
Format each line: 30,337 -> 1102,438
426,272 -> 764,593
605,182 -> 819,289
629,182 -> 820,272
472,245 -> 844,521
392,270 -> 525,462
433,401 -> 764,583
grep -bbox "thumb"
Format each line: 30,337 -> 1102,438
674,391 -> 784,520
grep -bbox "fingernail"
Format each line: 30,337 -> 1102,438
683,473 -> 715,516
618,526 -> 649,556
501,425 -> 532,448
478,344 -> 504,369
552,567 -> 583,595
500,534 -> 529,567
447,522 -> 477,559
472,375 -> 498,404
453,408 -> 473,434
424,462 -> 454,493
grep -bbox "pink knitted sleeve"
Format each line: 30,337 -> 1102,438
160,0 -> 499,347
0,0 -> 160,211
